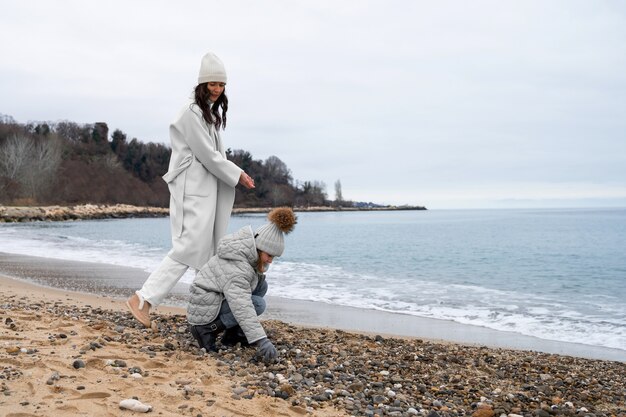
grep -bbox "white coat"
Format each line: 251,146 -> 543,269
162,101 -> 242,270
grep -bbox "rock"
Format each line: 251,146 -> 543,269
46,371 -> 60,385
472,405 -> 495,417
72,359 -> 86,369
175,379 -> 193,385
119,398 -> 152,412
280,384 -> 296,396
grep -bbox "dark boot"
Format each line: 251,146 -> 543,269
220,325 -> 250,347
189,319 -> 226,352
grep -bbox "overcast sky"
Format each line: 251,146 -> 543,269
1,1 -> 625,209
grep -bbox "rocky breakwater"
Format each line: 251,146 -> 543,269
0,204 -> 169,222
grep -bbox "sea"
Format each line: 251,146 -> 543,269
0,208 -> 625,354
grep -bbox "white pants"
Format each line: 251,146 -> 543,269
138,256 -> 189,307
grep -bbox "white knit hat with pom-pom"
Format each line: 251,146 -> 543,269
254,207 -> 297,257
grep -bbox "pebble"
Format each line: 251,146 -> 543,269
46,371 -> 60,385
2,296 -> 624,417
72,359 -> 85,369
119,398 -> 152,412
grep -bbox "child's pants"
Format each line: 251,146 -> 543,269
138,255 -> 189,307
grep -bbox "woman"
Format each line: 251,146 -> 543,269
127,52 -> 255,327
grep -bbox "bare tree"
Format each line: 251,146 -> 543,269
0,135 -> 31,199
334,179 -> 343,207
0,134 -> 62,201
0,135 -> 31,180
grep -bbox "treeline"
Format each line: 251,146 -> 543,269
0,115 -> 331,208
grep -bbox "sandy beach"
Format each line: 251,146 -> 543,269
0,255 -> 625,416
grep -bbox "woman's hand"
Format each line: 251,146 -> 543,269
239,171 -> 255,189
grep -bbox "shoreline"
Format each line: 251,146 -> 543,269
1,251 -> 624,363
1,256 -> 625,416
0,203 -> 427,223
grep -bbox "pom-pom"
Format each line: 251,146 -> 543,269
268,207 -> 297,234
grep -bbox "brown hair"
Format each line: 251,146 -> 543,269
193,83 -> 228,130
256,250 -> 265,273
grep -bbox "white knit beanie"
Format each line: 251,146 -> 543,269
254,208 -> 297,257
197,52 -> 227,84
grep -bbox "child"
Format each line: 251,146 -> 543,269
187,207 -> 297,362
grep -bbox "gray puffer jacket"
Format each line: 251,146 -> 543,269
187,225 -> 267,343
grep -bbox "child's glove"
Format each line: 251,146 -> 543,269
255,338 -> 277,362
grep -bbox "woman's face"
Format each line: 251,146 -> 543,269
206,82 -> 225,102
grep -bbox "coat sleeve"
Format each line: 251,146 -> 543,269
179,105 -> 242,188
222,275 -> 267,344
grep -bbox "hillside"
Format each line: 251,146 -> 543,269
0,116 -> 328,208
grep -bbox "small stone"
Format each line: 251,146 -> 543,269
407,408 -> 419,415
119,398 -> 152,412
280,384 -> 296,396
72,360 -> 85,369
473,405 -> 494,417
175,379 -> 193,385
372,395 -> 385,403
